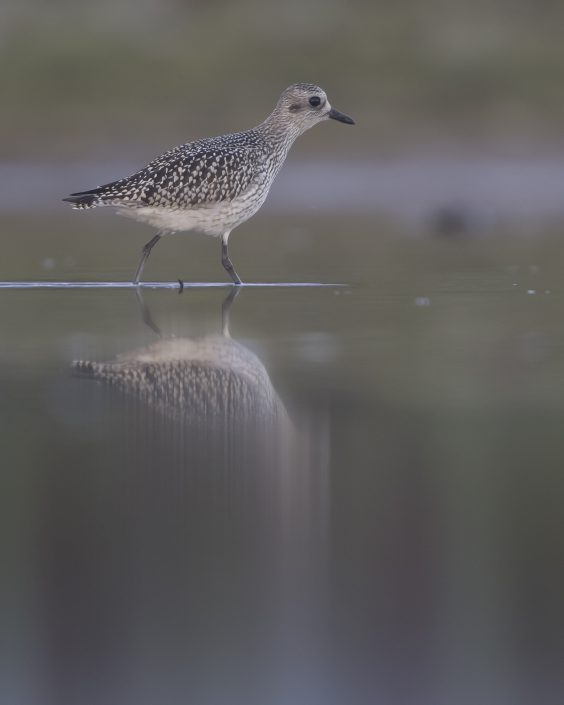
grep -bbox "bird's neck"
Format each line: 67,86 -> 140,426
256,107 -> 304,151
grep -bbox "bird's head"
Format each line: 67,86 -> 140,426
270,83 -> 354,136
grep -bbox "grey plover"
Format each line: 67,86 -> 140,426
63,83 -> 354,284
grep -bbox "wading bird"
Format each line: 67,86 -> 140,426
63,83 -> 354,285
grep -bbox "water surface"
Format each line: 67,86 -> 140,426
1,213 -> 564,705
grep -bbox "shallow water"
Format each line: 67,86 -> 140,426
1,212 -> 564,705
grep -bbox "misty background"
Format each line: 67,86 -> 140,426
2,0 -> 564,236
2,3 -> 564,705
1,0 -> 563,157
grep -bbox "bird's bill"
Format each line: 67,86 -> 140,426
328,107 -> 355,124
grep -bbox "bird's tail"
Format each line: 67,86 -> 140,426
63,193 -> 100,209
63,179 -> 121,209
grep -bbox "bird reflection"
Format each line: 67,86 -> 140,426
73,289 -> 288,432
47,291 -> 331,705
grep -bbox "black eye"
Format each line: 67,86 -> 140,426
309,96 -> 321,107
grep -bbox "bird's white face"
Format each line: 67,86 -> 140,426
275,83 -> 355,134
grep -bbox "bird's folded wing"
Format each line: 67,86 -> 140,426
79,138 -> 260,209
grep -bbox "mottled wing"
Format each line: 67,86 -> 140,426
68,135 -> 261,209
139,140 -> 259,207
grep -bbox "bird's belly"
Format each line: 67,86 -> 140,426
118,183 -> 270,236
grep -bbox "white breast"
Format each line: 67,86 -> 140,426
118,180 -> 271,236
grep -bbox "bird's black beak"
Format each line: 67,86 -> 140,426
328,107 -> 355,125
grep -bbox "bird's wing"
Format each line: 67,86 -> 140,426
74,136 -> 262,209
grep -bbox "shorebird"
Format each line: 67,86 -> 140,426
63,83 -> 354,285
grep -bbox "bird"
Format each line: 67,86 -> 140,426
63,83 -> 354,285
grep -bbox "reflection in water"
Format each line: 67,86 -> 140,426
73,290 -> 287,431
39,292 -> 330,705
5,277 -> 564,704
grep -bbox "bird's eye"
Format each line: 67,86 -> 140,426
309,96 -> 321,107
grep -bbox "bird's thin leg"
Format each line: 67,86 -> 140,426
133,231 -> 165,284
221,232 -> 242,285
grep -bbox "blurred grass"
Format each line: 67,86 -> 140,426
2,0 -> 564,158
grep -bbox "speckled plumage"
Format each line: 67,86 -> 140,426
63,83 -> 354,283
71,132 -> 269,213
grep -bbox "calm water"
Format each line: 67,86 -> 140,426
1,212 -> 564,705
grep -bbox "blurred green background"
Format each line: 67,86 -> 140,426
2,0 -> 564,160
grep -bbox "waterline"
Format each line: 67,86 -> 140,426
0,281 -> 346,290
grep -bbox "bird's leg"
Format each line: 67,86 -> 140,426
221,232 -> 242,285
133,231 -> 165,284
